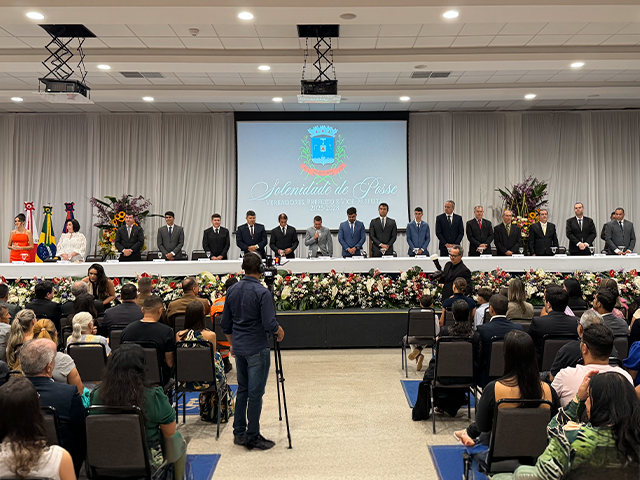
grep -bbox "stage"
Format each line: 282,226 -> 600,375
1,255 -> 639,279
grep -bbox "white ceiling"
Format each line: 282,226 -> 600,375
0,0 -> 639,112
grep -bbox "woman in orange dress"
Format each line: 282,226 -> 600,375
7,213 -> 34,262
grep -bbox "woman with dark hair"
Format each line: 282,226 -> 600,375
57,219 -> 86,262
600,278 -> 627,319
0,377 -> 76,479
82,263 -> 115,306
455,330 -> 559,446
506,278 -> 534,320
63,293 -> 99,330
493,371 -> 640,480
563,278 -> 588,311
7,213 -> 34,263
90,344 -> 186,479
176,300 -> 234,423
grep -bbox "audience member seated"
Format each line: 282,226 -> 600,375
136,277 -> 168,326
494,371 -> 640,480
624,341 -> 640,387
477,294 -> 524,387
101,283 -> 143,331
211,277 -> 238,373
593,287 -> 629,336
601,278 -> 628,319
167,277 -> 211,323
455,330 -> 560,446
551,324 -> 633,407
405,294 -> 439,372
21,338 -> 86,475
25,280 -> 62,333
0,283 -> 19,320
630,307 -> 640,347
0,377 -> 76,480
0,302 -> 10,362
61,280 -> 104,320
67,312 -> 111,355
90,344 -> 186,478
6,309 -> 36,369
63,293 -> 99,331
528,286 -> 578,366
33,319 -> 83,395
473,288 -> 492,329
441,277 -> 476,315
506,278 -> 534,320
121,295 -> 176,382
563,278 -> 588,313
81,263 -> 116,307
177,300 -> 234,423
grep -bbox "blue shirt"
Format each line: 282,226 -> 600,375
221,276 -> 280,356
442,293 -> 476,311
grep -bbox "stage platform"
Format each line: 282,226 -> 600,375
1,255 -> 638,278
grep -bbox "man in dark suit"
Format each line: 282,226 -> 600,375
477,294 -> 524,387
236,210 -> 268,258
565,202 -> 597,255
593,287 -> 629,336
101,283 -> 143,331
25,280 -> 62,333
338,207 -> 366,257
156,211 -> 184,260
528,209 -> 559,256
369,203 -> 398,257
466,205 -> 494,256
435,200 -> 464,256
440,245 -> 473,300
60,281 -> 104,320
115,212 -> 144,261
604,207 -> 636,255
203,213 -> 230,260
22,338 -> 86,475
270,213 -> 299,259
527,286 -> 579,367
493,209 -> 522,256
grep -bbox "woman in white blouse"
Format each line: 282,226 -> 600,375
57,219 -> 86,262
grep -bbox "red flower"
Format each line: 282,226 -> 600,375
285,276 -> 291,282
631,269 -> 638,277
391,294 -> 397,299
113,278 -> 120,286
169,282 -> 176,288
301,273 -> 306,279
609,269 -> 616,278
331,269 -> 336,275
152,279 -> 158,285
419,272 -> 426,279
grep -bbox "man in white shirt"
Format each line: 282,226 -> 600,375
473,288 -> 492,329
551,323 -> 633,407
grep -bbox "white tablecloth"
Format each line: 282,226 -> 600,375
1,255 -> 639,278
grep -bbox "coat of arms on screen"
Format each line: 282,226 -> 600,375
299,125 -> 348,184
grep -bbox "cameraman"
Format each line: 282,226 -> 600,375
221,252 -> 285,450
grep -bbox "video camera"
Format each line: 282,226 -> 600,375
263,255 -> 278,285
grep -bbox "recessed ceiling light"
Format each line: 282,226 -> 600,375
525,93 -> 536,100
443,10 -> 459,19
143,96 -> 154,102
258,65 -> 271,71
11,97 -> 23,102
400,96 -> 411,102
339,13 -> 357,20
272,97 -> 283,102
571,62 -> 585,68
238,12 -> 254,20
26,11 -> 44,20
97,64 -> 111,70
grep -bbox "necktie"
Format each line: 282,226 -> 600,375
282,226 -> 286,236
417,222 -> 420,230
578,219 -> 582,231
215,229 -> 218,235
382,217 -> 386,229
448,215 -> 452,226
506,223 -> 511,235
250,226 -> 254,239
350,223 -> 354,234
168,226 -> 172,240
127,226 -> 132,238
542,223 -> 547,235
478,219 -> 482,230
620,221 -> 624,232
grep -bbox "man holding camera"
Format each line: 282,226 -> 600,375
221,252 -> 285,450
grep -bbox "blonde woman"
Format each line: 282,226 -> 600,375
33,319 -> 84,395
506,277 -> 534,320
67,312 -> 111,355
6,309 -> 36,369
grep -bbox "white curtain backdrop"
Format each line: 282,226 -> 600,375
1,110 -> 640,263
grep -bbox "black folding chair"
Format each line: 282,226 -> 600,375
443,309 -> 455,326
191,250 -> 208,260
541,334 -> 579,371
60,326 -> 72,351
572,309 -> 587,319
614,335 -> 629,360
108,324 -> 129,351
401,308 -> 437,378
146,250 -> 161,261
212,312 -> 227,342
85,254 -> 105,263
123,341 -> 175,395
488,336 -> 505,382
41,405 -> 61,446
172,314 -> 186,334
66,342 -> 108,384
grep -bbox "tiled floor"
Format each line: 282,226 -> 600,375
180,349 -> 476,479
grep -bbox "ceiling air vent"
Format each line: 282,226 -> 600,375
430,72 -> 451,78
141,72 -> 165,79
410,71 -> 432,79
119,72 -> 165,79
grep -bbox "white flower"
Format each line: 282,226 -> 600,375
366,278 -> 375,293
331,286 -> 338,299
400,272 -> 407,281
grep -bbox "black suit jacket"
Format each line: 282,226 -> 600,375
26,298 -> 62,332
441,261 -> 473,300
493,223 -> 522,256
369,217 -> 398,257
465,218 -> 494,256
477,316 -> 524,386
236,223 -> 268,257
435,213 -> 465,256
115,225 -> 145,261
202,226 -> 230,259
269,225 -> 299,258
528,222 -> 559,256
565,216 -> 597,255
29,376 -> 86,474
101,301 -> 144,330
527,311 -> 579,366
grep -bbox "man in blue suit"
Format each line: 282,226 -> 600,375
406,206 -> 430,256
435,200 -> 464,256
338,207 -> 366,257
236,210 -> 268,258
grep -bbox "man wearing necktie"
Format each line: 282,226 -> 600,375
435,200 -> 464,256
236,210 -> 268,258
528,209 -> 559,256
114,212 -> 145,261
203,213 -> 231,260
493,209 -> 522,256
604,207 -> 636,255
369,203 -> 398,257
566,202 -> 597,256
269,213 -> 299,259
406,206 -> 430,256
156,211 -> 185,260
465,205 -> 494,256
338,207 -> 366,257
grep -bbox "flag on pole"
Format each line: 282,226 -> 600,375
36,205 -> 57,262
63,202 -> 75,233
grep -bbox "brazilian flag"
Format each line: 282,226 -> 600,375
36,205 -> 57,262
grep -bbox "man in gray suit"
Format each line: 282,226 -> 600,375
369,203 -> 398,257
604,207 -> 636,255
157,211 -> 185,260
304,215 -> 333,257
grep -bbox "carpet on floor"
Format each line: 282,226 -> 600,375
429,445 -> 488,480
185,454 -> 220,480
178,385 -> 238,416
400,380 -> 475,409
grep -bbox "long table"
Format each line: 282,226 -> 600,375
1,255 -> 639,278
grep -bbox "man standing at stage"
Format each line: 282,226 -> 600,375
406,207 -> 430,256
369,203 -> 397,257
338,207 -> 366,257
435,200 -> 464,257
157,211 -> 184,260
236,210 -> 268,258
529,209 -> 559,256
304,216 -> 333,257
115,212 -> 144,262
566,202 -> 597,256
222,253 -> 284,450
604,207 -> 636,255
269,213 -> 299,259
494,209 -> 522,256
466,205 -> 493,256
202,213 -> 230,260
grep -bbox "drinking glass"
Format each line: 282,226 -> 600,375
478,247 -> 485,255
239,252 -> 244,259
518,247 -> 524,254
618,246 -> 626,254
380,247 -> 387,255
360,250 -> 366,257
551,247 -> 557,255
413,248 -> 420,255
447,247 -> 452,255
589,246 -> 595,255
115,252 -> 121,260
157,252 -> 162,259
205,251 -> 211,259
21,253 -> 28,261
